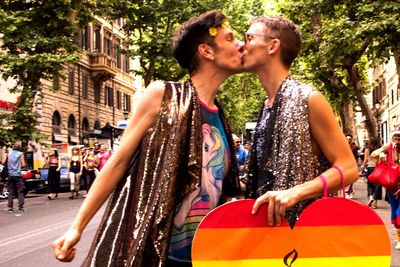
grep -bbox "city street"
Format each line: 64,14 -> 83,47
0,179 -> 399,267
0,193 -> 105,267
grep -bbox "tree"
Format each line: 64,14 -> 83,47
0,0 -> 94,146
278,0 -> 400,140
102,0 -> 266,132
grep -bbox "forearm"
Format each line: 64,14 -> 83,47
69,155 -> 129,233
295,159 -> 359,202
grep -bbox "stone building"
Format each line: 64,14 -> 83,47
37,17 -> 144,146
356,57 -> 400,146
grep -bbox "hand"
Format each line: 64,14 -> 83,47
52,228 -> 81,262
251,188 -> 300,226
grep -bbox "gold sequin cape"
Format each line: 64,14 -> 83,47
82,81 -> 241,267
246,78 -> 329,227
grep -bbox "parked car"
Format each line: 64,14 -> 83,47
0,169 -> 44,197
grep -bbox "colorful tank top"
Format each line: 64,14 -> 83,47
168,100 -> 231,262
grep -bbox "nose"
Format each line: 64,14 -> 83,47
237,40 -> 244,52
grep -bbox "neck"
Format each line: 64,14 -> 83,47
190,67 -> 230,108
257,63 -> 289,104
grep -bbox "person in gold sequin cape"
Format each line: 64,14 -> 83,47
52,10 -> 243,267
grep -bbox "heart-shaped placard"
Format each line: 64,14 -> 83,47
192,198 -> 391,267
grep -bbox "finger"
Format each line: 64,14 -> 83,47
267,195 -> 275,226
252,194 -> 268,214
61,247 -> 77,262
278,204 -> 286,226
274,199 -> 281,226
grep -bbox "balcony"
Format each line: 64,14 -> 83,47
89,52 -> 117,82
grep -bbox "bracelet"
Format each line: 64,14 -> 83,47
319,175 -> 328,197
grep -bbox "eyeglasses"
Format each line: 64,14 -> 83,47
245,32 -> 276,42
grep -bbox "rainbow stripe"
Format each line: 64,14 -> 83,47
192,199 -> 391,267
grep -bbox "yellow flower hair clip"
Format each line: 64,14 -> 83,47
209,27 -> 218,37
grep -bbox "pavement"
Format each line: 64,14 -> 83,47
352,176 -> 400,267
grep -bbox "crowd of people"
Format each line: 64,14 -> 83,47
45,143 -> 112,200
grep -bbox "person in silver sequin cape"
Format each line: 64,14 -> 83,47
242,16 -> 359,227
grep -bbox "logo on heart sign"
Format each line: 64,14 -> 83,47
192,198 -> 391,267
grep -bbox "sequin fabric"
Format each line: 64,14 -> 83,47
81,80 -> 240,267
247,77 -> 330,227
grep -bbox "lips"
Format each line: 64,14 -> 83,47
192,198 -> 391,267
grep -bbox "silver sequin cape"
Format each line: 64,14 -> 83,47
247,78 -> 330,226
81,81 -> 240,267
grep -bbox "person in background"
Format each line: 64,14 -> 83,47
96,145 -> 111,171
233,134 -> 247,177
46,148 -> 61,200
242,15 -> 358,227
370,126 -> 400,250
93,143 -> 101,156
345,134 -> 359,199
83,148 -> 98,196
68,147 -> 82,199
7,141 -> 26,213
52,10 -> 243,266
361,137 -> 382,208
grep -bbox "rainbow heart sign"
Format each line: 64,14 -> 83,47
192,198 -> 391,267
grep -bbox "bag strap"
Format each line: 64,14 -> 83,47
319,165 -> 345,198
388,143 -> 394,163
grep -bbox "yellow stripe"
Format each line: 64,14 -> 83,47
193,256 -> 391,267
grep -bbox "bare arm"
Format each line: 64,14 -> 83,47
21,154 -> 26,168
53,81 -> 165,261
293,91 -> 358,199
362,148 -> 370,166
370,143 -> 390,159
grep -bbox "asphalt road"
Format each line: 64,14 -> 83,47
0,192 -> 105,267
0,178 -> 399,267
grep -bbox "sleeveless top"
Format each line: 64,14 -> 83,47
69,155 -> 81,173
7,150 -> 23,176
168,100 -> 231,262
49,156 -> 59,167
248,77 -> 330,227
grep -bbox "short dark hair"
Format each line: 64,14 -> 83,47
252,16 -> 302,68
172,10 -> 227,74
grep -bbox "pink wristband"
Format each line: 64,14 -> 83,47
319,175 -> 328,197
332,165 -> 346,197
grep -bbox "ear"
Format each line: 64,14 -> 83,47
198,43 -> 215,60
268,39 -> 281,55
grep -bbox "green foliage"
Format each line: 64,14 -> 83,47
218,73 -> 265,135
0,0 -> 95,145
102,0 -> 267,132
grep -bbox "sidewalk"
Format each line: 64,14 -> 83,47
352,176 -> 400,267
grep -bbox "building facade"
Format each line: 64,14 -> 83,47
357,57 -> 400,146
37,17 -> 144,146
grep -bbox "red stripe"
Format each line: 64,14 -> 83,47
199,199 -> 384,229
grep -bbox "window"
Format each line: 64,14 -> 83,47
68,68 -> 75,95
124,93 -> 131,112
52,111 -> 61,134
124,55 -> 130,73
94,81 -> 101,103
116,91 -> 121,109
104,32 -> 112,57
93,26 -> 101,52
80,25 -> 91,50
105,86 -> 113,107
82,75 -> 88,99
115,39 -> 122,69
